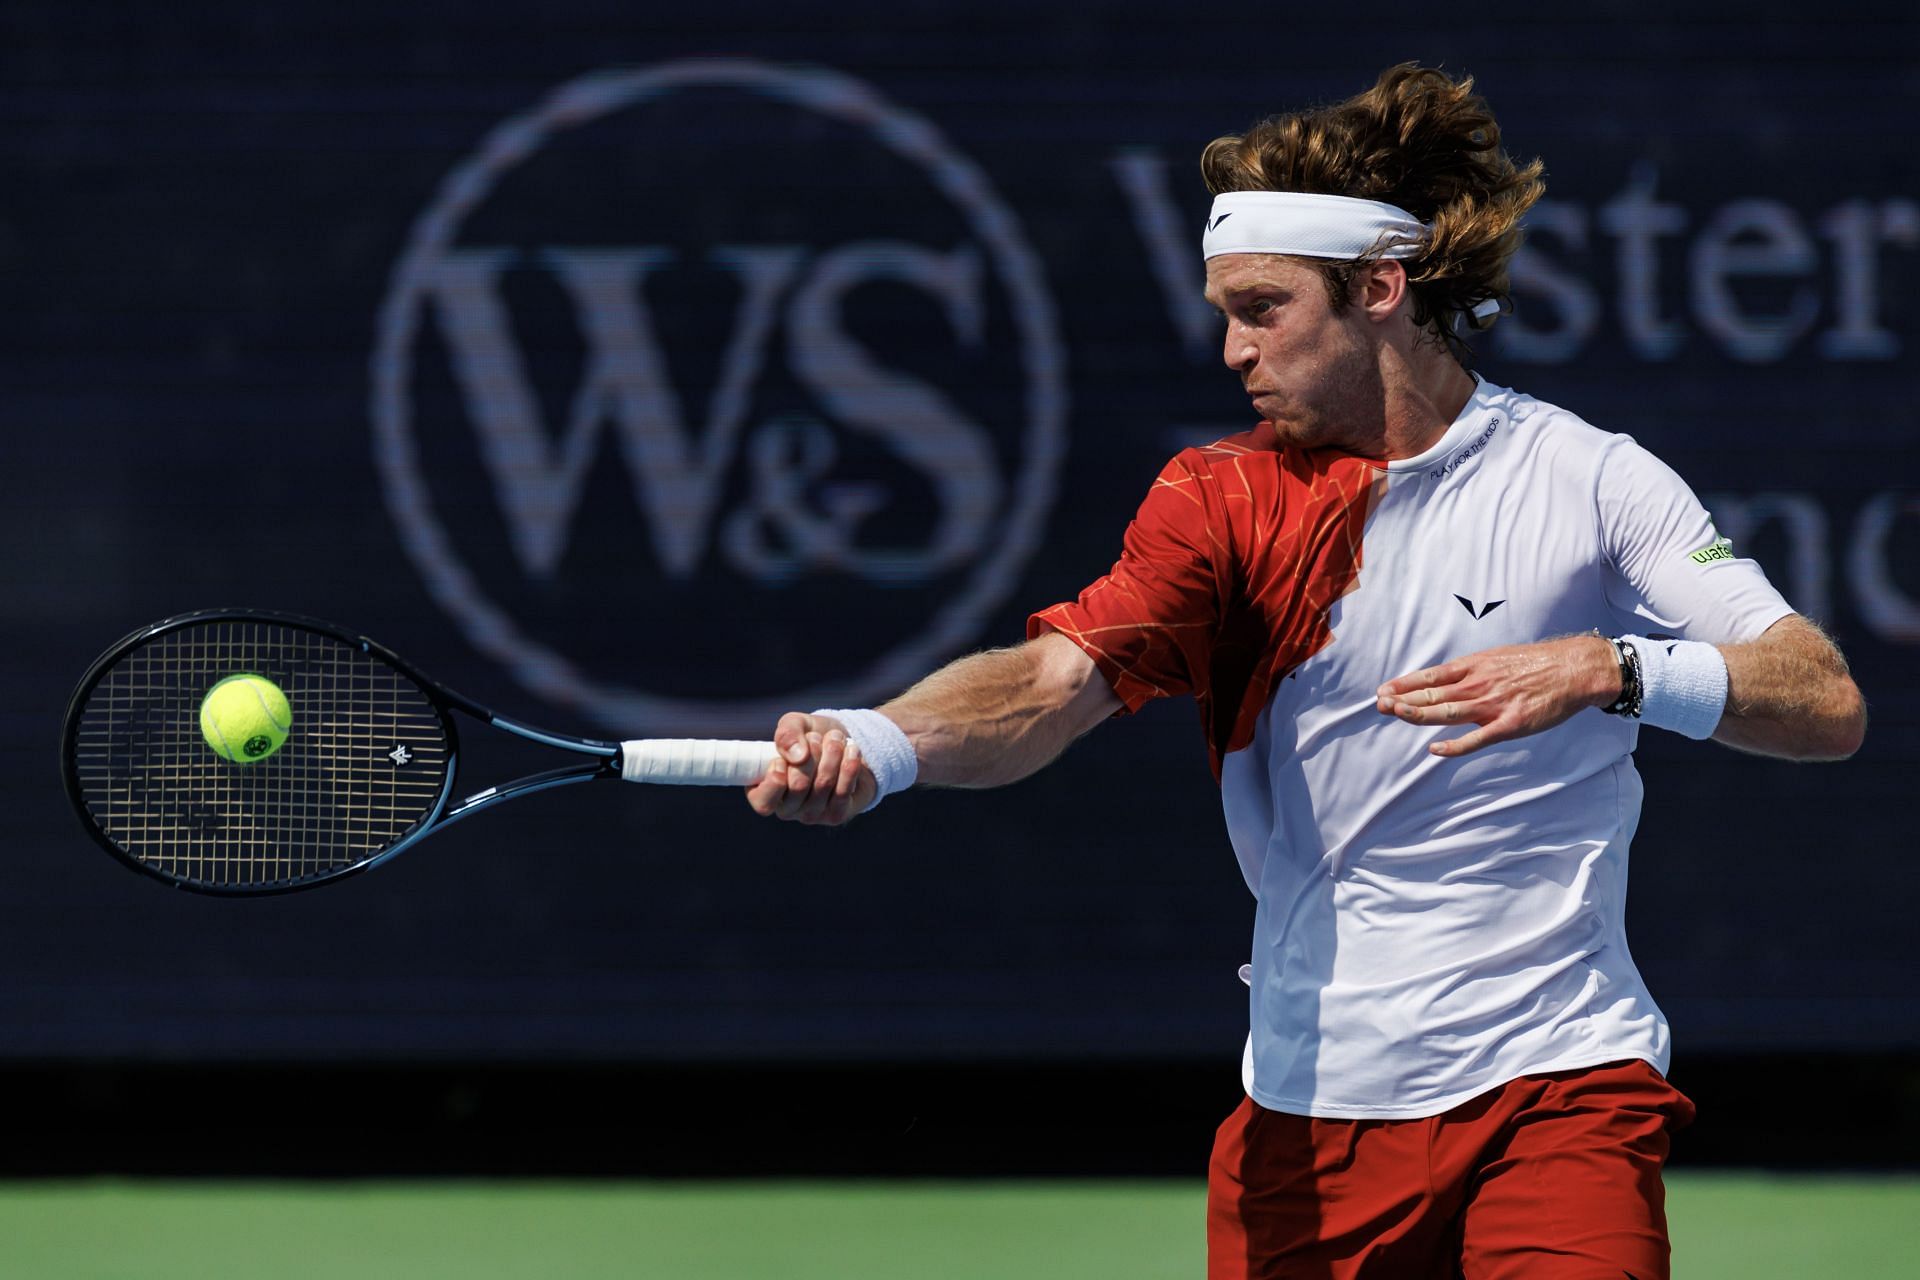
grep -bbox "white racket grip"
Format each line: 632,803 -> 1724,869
618,739 -> 780,786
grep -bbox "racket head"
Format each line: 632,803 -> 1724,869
61,609 -> 460,895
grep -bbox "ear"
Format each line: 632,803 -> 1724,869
1357,259 -> 1410,321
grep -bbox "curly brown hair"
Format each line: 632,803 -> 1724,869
1200,63 -> 1544,363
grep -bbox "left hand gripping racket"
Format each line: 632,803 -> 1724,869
61,609 -> 777,894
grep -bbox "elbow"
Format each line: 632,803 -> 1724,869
1828,682 -> 1867,760
1806,679 -> 1867,761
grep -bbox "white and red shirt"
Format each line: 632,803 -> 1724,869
1031,377 -> 1793,1119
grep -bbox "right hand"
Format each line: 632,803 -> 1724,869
744,712 -> 877,825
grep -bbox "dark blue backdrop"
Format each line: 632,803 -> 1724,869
2,1 -> 1914,1062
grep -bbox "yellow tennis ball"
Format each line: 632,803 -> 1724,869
199,674 -> 293,764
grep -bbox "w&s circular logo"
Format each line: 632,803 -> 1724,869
372,61 -> 1067,734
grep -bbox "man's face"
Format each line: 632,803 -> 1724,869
1203,253 -> 1385,453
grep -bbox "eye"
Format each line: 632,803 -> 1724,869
1247,298 -> 1275,318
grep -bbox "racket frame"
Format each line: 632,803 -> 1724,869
61,607 -> 624,895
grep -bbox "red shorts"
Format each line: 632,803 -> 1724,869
1208,1058 -> 1696,1280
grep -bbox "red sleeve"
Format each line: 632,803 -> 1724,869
1028,450 -> 1229,713
1031,436 -> 1381,780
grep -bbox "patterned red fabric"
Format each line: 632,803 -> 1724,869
1029,427 -> 1381,778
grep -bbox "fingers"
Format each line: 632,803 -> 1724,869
1376,661 -> 1466,699
1429,715 -> 1522,758
744,756 -> 792,817
746,720 -> 872,827
797,731 -> 876,825
745,717 -> 815,818
746,747 -> 819,822
1377,683 -> 1480,726
773,711 -> 817,765
832,738 -> 866,818
794,731 -> 845,823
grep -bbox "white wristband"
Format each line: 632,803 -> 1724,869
1621,636 -> 1729,740
811,708 -> 918,813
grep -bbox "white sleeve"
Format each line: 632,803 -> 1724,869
1595,435 -> 1796,644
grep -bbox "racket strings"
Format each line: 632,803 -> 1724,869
70,619 -> 450,890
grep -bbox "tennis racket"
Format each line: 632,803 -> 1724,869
61,608 -> 778,895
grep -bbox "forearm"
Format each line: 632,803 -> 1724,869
878,632 -> 1119,789
1711,615 -> 1866,760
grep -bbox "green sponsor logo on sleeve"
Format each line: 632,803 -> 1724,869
1689,534 -> 1735,565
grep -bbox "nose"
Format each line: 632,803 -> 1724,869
1222,319 -> 1258,374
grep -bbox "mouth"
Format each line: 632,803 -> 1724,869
1246,389 -> 1294,423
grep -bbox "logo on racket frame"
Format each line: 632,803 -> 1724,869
373,60 -> 1067,736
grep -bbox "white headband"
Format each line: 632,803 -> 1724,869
1202,190 -> 1428,261
1203,190 -> 1502,322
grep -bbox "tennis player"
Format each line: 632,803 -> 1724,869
746,64 -> 1866,1278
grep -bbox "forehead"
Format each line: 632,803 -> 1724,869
1203,253 -> 1323,302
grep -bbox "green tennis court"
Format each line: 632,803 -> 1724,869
2,1173 -> 1914,1278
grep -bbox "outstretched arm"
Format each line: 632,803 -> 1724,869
1375,614 -> 1864,761
745,632 -> 1120,825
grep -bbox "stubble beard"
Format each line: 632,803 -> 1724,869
1268,342 -> 1389,456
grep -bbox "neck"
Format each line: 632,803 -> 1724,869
1370,342 -> 1477,462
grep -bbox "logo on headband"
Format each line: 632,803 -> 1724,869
371,61 -> 1067,735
